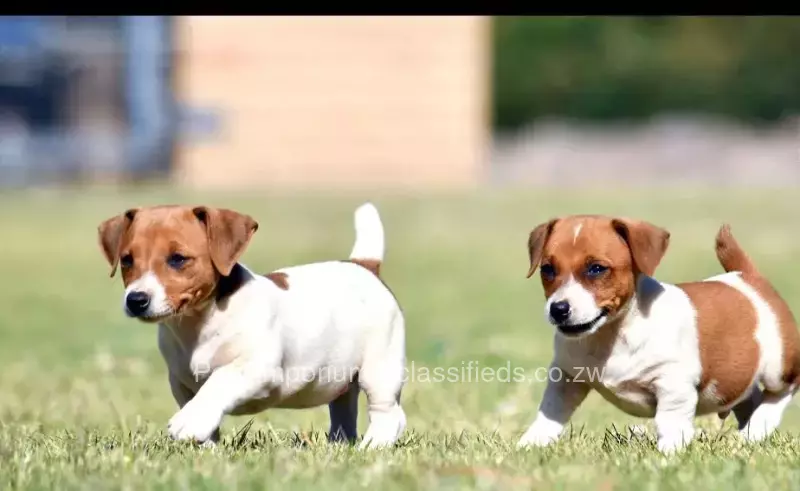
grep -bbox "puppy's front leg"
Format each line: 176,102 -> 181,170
167,362 -> 279,444
653,378 -> 698,454
168,373 -> 220,444
517,367 -> 590,448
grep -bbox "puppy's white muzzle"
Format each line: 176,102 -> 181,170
123,271 -> 173,320
544,276 -> 608,338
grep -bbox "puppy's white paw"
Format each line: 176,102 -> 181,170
358,433 -> 397,450
656,427 -> 694,455
517,429 -> 559,448
168,401 -> 223,443
359,406 -> 406,450
739,421 -> 772,442
517,418 -> 562,449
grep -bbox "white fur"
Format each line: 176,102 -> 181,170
740,389 -> 796,441
123,271 -> 170,318
544,275 -> 607,332
154,202 -> 407,449
572,223 -> 583,245
349,202 -> 384,261
519,270 -> 793,454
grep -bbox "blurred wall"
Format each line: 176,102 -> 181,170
173,16 -> 490,190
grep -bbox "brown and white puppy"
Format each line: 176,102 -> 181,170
97,203 -> 406,448
516,215 -> 800,453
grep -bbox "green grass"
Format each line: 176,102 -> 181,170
2,185 -> 800,490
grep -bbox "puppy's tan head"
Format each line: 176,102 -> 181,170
97,205 -> 258,322
526,215 -> 669,338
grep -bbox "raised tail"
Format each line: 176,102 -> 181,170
715,224 -> 758,275
348,202 -> 385,276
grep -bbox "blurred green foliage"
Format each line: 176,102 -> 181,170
493,16 -> 800,130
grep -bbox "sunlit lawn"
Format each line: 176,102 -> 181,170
1,185 -> 799,490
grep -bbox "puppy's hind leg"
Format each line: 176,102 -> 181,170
358,312 -> 407,450
725,386 -> 764,431
739,385 -> 796,442
328,374 -> 360,444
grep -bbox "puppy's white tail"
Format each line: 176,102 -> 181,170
349,202 -> 385,263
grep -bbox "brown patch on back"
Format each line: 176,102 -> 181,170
679,281 -> 759,408
347,258 -> 381,277
265,271 -> 290,290
714,224 -> 800,390
342,259 -> 402,312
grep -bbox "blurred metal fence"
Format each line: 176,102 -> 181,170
0,16 -> 175,188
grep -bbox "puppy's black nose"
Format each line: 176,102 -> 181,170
549,301 -> 571,323
126,291 -> 150,316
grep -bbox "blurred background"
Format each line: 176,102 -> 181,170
0,15 -> 797,190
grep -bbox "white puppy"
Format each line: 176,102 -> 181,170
97,202 -> 407,448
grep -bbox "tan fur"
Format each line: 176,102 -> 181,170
348,258 -> 381,277
526,218 -> 558,279
714,225 -> 800,391
192,206 -> 259,277
98,202 -> 408,449
526,217 -> 795,407
679,281 -> 759,409
265,272 -> 290,290
520,217 -> 800,451
343,258 -> 404,315
98,208 -> 138,277
527,215 -> 670,321
97,205 -> 258,321
610,217 -> 671,277
691,225 -> 800,422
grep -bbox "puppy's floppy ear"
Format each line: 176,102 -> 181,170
527,219 -> 558,279
98,208 -> 138,277
193,206 -> 259,276
611,217 -> 670,276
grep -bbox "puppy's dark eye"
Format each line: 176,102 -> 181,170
585,263 -> 608,278
167,253 -> 189,269
120,254 -> 133,269
540,264 -> 556,280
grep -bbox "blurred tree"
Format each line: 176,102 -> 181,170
493,16 -> 800,131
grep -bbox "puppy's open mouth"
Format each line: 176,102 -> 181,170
556,309 -> 609,337
140,313 -> 172,323
125,309 -> 175,323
